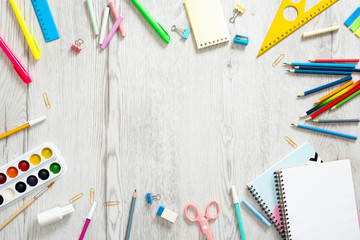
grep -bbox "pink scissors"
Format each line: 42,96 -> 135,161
184,200 -> 221,240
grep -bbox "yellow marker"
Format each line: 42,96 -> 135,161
0,116 -> 46,140
9,0 -> 41,60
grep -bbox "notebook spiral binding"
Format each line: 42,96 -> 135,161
247,185 -> 284,235
275,170 -> 291,240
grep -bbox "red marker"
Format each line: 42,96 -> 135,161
0,36 -> 31,84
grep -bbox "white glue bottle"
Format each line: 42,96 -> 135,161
37,204 -> 75,227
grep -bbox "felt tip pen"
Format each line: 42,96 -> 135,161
231,185 -> 246,240
0,37 -> 31,84
79,202 -> 97,240
9,0 -> 41,60
130,0 -> 170,44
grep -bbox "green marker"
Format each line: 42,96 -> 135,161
130,0 -> 170,44
231,185 -> 246,240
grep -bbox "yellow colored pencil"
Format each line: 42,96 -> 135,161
314,80 -> 354,105
0,116 -> 46,140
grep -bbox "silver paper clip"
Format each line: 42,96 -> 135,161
171,25 -> 191,39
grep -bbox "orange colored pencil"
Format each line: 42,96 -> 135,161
314,80 -> 354,105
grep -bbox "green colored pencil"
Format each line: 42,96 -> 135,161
125,190 -> 136,240
331,89 -> 360,110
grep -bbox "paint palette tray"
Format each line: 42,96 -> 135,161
0,142 -> 66,209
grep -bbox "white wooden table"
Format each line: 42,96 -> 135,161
0,0 -> 359,239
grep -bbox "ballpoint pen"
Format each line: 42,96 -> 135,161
130,0 -> 170,44
0,36 -> 31,83
9,0 -> 41,60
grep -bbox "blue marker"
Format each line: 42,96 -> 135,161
241,199 -> 271,227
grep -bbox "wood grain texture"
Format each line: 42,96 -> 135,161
0,0 -> 359,239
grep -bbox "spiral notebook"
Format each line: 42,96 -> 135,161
184,0 -> 230,49
247,142 -> 322,236
276,160 -> 360,240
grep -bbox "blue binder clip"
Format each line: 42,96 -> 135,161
171,25 -> 191,39
234,34 -> 249,46
145,193 -> 161,204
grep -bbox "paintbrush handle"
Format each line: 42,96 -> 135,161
0,198 -> 35,230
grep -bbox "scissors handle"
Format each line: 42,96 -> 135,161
205,200 -> 221,221
184,203 -> 201,222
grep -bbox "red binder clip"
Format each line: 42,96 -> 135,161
70,39 -> 84,54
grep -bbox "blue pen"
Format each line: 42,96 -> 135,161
284,62 -> 355,68
231,185 -> 246,240
298,76 -> 352,97
241,199 -> 271,227
288,69 -> 352,75
291,124 -> 357,140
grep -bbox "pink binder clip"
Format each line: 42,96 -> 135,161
70,39 -> 84,54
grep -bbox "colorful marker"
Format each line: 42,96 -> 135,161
231,185 -> 246,240
79,202 -> 97,240
0,36 -> 31,83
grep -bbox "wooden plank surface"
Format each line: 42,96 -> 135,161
0,0 -> 359,239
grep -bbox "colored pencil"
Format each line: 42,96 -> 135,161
284,62 -> 355,68
294,66 -> 360,72
313,118 -> 360,123
287,69 -> 352,75
0,182 -> 54,230
309,59 -> 359,63
125,190 -> 136,240
314,80 -> 354,105
307,83 -> 360,120
297,76 -> 352,97
291,124 -> 357,140
331,89 -> 360,110
0,116 -> 47,140
302,81 -> 358,117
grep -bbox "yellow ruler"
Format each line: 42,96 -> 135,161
257,0 -> 339,57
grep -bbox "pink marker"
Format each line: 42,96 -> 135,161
0,36 -> 31,84
79,202 -> 97,240
109,2 -> 125,37
101,16 -> 123,49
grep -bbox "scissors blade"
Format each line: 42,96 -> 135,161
201,232 -> 208,240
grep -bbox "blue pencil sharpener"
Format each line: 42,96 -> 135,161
234,34 -> 249,46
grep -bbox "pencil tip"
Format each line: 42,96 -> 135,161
291,123 -> 294,126
135,189 -> 136,192
301,113 -> 307,118
297,95 -> 300,97
286,70 -> 290,72
306,117 -> 311,121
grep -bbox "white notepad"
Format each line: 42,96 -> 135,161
276,160 -> 360,240
184,0 -> 230,49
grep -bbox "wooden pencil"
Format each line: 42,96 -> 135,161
291,124 -> 357,140
287,69 -> 352,75
314,80 -> 354,105
294,66 -> 360,72
309,59 -> 359,63
330,89 -> 360,110
313,118 -> 360,123
297,76 -> 352,97
307,83 -> 360,120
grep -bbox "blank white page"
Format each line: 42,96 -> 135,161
279,160 -> 360,240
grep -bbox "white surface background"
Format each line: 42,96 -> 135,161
0,0 -> 359,239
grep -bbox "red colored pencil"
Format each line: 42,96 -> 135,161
309,59 -> 359,63
307,81 -> 360,120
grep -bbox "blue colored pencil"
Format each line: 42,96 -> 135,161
291,123 -> 357,140
241,199 -> 271,227
288,69 -> 352,75
295,66 -> 360,72
297,76 -> 352,97
284,62 -> 355,68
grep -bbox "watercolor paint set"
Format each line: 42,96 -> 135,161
0,142 -> 66,209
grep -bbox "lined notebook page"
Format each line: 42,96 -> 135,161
184,0 -> 229,49
279,160 -> 360,240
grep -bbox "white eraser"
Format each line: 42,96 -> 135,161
156,206 -> 178,223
